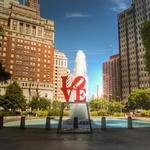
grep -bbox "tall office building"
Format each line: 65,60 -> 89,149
103,54 -> 121,101
53,50 -> 70,101
0,1 -> 55,100
118,0 -> 150,102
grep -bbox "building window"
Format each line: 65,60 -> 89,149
26,24 -> 30,34
11,54 -> 14,58
12,21 -> 17,31
32,26 -> 36,35
12,43 -> 15,47
3,47 -> 6,51
38,27 -> 42,36
10,60 -> 14,63
2,53 -> 6,57
19,23 -> 23,33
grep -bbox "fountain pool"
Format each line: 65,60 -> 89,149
4,118 -> 150,128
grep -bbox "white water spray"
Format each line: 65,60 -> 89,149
71,50 -> 88,120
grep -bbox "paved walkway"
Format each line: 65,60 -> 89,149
0,128 -> 150,150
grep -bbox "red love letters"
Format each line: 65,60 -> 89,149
61,76 -> 86,103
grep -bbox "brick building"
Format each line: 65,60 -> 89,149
0,0 -> 55,100
103,54 -> 121,101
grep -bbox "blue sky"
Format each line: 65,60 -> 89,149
21,0 -> 131,99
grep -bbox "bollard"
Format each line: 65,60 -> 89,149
101,116 -> 106,130
46,116 -> 51,130
73,117 -> 78,129
128,117 -> 132,129
0,116 -> 4,129
20,116 -> 25,129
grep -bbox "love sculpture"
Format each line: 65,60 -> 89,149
61,76 -> 86,103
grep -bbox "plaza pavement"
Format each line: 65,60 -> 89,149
0,128 -> 150,150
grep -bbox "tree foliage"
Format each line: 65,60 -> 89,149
89,98 -> 109,111
128,89 -> 150,110
39,97 -> 51,110
52,100 -> 61,109
28,96 -> 39,111
140,21 -> 150,73
0,63 -> 11,82
29,96 -> 51,111
89,98 -> 124,112
3,81 -> 26,111
109,101 -> 124,112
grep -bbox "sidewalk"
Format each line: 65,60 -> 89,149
0,128 -> 150,150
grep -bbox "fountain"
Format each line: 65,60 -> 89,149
70,50 -> 88,121
57,50 -> 92,133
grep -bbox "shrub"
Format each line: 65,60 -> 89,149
140,110 -> 150,117
0,110 -> 9,116
22,111 -> 28,116
48,109 -> 60,116
90,111 -> 98,116
63,111 -> 70,116
0,111 -> 20,116
36,111 -> 48,117
32,110 -> 37,116
111,112 -> 124,117
48,110 -> 54,116
97,109 -> 108,116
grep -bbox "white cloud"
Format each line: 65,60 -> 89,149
110,0 -> 129,12
65,12 -> 91,18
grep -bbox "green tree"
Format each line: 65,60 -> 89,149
140,21 -> 150,73
49,100 -> 61,116
89,98 -> 110,111
39,97 -> 51,110
109,101 -> 124,112
128,89 -> 150,110
89,99 -> 100,111
0,63 -> 11,82
28,96 -> 39,111
29,96 -> 51,111
4,81 -> 26,111
52,100 -> 61,109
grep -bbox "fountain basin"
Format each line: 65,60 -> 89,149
3,117 -> 150,128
